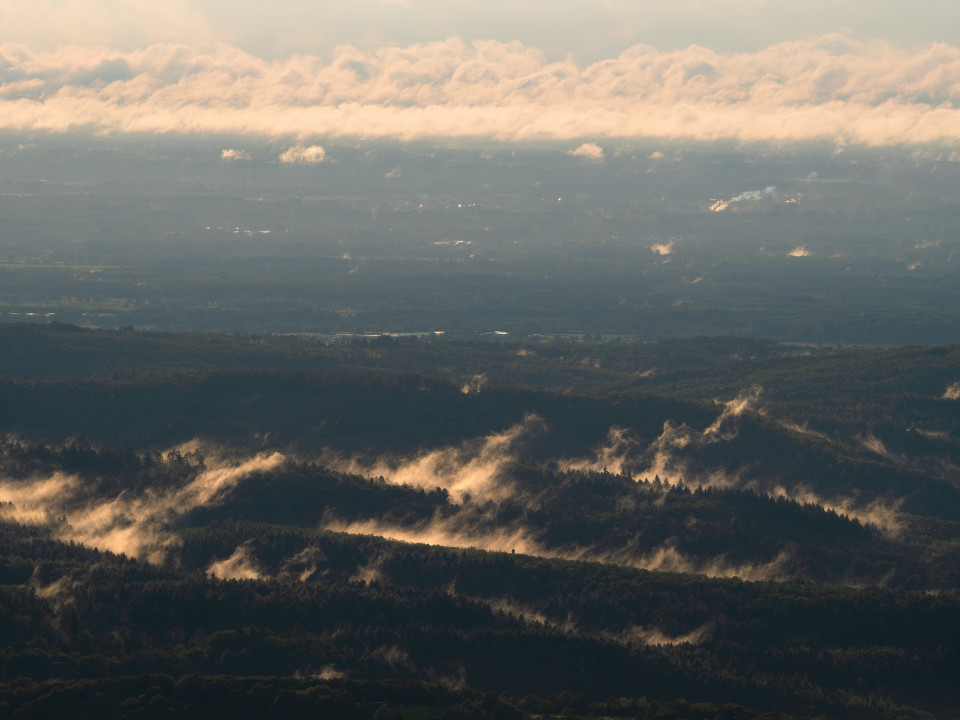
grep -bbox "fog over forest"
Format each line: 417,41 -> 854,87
3,5 -> 960,716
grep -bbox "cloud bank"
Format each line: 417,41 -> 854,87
279,144 -> 326,164
3,35 -> 960,145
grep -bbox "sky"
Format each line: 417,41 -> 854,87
1,0 -> 959,146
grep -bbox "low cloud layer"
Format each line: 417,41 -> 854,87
320,406 -> 802,582
0,391 -> 908,587
3,35 -> 960,145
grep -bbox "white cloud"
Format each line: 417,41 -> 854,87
278,144 -> 326,164
650,239 -> 675,255
567,142 -> 604,159
220,148 -> 251,160
3,35 -> 960,145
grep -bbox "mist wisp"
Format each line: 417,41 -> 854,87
323,415 -> 546,502
0,447 -> 285,563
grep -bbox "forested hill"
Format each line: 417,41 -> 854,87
2,324 -> 960,718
